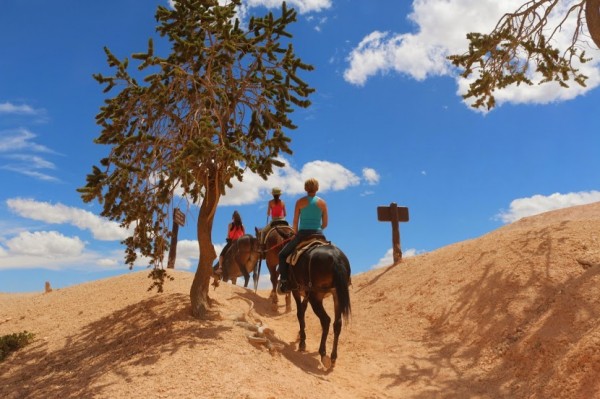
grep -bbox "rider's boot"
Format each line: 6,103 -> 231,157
277,263 -> 296,294
215,256 -> 223,275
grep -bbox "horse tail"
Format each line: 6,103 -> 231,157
332,253 -> 351,323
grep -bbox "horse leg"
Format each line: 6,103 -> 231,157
285,293 -> 292,313
252,270 -> 259,287
242,264 -> 250,288
330,293 -> 343,367
266,262 -> 279,310
293,291 -> 308,352
308,294 -> 332,369
270,266 -> 279,302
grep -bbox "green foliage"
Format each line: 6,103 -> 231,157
0,331 -> 35,362
447,0 -> 591,110
147,269 -> 175,293
78,0 -> 313,290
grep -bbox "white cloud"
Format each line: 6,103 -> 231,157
343,0 -> 600,109
159,239 -> 223,271
244,0 -> 331,14
1,154 -> 59,181
0,167 -> 59,182
0,129 -> 59,180
7,198 -> 131,241
0,212 -> 206,272
219,158 -> 362,205
0,252 -> 96,271
312,16 -> 328,32
344,30 -> 450,85
4,231 -> 84,258
174,257 -> 193,269
0,234 -> 126,271
371,247 -> 422,269
362,167 -> 380,185
169,0 -> 331,26
495,191 -> 600,223
96,258 -> 119,267
371,248 -> 394,269
403,248 -> 420,258
0,102 -> 39,115
4,154 -> 55,169
301,160 -> 361,191
0,157 -> 369,271
176,239 -> 199,260
0,128 -> 53,153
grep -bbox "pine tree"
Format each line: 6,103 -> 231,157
78,0 -> 314,318
448,0 -> 600,110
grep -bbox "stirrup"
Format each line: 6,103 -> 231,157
277,279 -> 296,294
277,280 -> 290,294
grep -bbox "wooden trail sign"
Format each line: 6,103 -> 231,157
377,202 -> 409,264
173,208 -> 186,226
167,208 -> 186,269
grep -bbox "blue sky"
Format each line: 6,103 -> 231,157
2,0 -> 600,292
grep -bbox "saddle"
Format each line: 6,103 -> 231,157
271,219 -> 289,227
286,234 -> 330,266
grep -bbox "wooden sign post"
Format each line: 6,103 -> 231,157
167,208 -> 186,269
377,202 -> 409,264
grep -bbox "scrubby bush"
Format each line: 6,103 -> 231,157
0,331 -> 35,361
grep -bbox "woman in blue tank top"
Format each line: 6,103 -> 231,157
278,178 -> 328,293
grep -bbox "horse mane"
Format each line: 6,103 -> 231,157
273,225 -> 294,239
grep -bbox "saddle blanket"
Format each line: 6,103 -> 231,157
287,237 -> 330,266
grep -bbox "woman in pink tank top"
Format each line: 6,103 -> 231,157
268,187 -> 287,222
216,211 -> 245,275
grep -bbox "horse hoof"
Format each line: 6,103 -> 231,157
321,355 -> 332,370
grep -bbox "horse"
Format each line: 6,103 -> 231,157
287,239 -> 351,370
212,234 -> 260,288
255,225 -> 295,311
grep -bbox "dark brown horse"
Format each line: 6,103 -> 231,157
213,234 -> 260,288
288,241 -> 351,370
255,225 -> 295,311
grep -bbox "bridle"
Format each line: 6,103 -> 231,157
263,226 -> 295,253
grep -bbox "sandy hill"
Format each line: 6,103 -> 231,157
1,202 -> 600,399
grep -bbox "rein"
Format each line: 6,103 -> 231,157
264,236 -> 293,252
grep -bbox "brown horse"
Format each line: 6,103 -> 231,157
213,234 -> 260,288
255,225 -> 295,311
288,240 -> 351,370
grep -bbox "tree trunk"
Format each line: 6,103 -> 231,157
587,0 -> 600,49
190,178 -> 220,319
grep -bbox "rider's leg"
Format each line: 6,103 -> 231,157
277,235 -> 300,293
216,240 -> 232,275
215,255 -> 224,274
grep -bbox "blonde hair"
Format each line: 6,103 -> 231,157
304,178 -> 319,194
